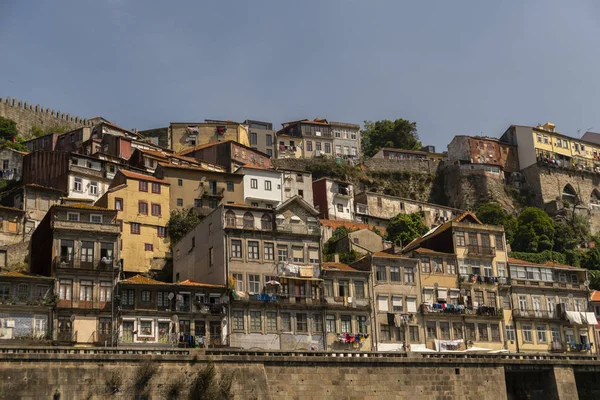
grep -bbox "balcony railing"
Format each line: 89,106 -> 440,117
54,256 -> 115,271
55,256 -> 74,268
466,245 -> 495,256
0,295 -> 56,307
324,296 -> 369,308
57,331 -> 77,342
550,341 -> 567,352
421,303 -> 501,317
511,279 -> 585,290
513,309 -> 560,320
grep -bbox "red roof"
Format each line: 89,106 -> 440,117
322,262 -> 366,273
591,290 -> 600,302
319,219 -> 387,235
179,280 -> 226,289
372,251 -> 411,259
119,169 -> 170,185
0,270 -> 53,280
507,257 -> 579,270
120,275 -> 166,285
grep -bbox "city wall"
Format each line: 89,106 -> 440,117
0,347 -> 599,399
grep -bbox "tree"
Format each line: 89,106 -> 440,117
588,270 -> 600,290
361,119 -> 422,158
167,209 -> 203,244
512,207 -> 555,252
0,116 -> 19,140
582,247 -> 600,271
386,212 -> 428,247
30,125 -> 66,138
475,203 -> 517,244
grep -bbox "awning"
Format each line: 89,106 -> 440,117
583,312 -> 599,325
466,346 -> 492,352
278,276 -> 322,281
565,311 -> 583,324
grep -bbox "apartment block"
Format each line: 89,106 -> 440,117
312,177 -> 354,221
167,120 -> 250,153
0,148 -> 25,181
235,165 -> 282,209
280,169 -> 314,205
179,140 -> 271,173
277,119 -> 333,159
330,121 -> 360,159
245,120 -> 276,158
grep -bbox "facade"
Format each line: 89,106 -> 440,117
280,169 -> 314,205
29,204 -> 120,345
154,163 -> 243,216
95,170 -> 170,273
23,132 -> 61,152
117,275 -> 227,347
330,229 -> 389,255
54,127 -> 93,153
447,135 -> 520,174
245,120 -> 276,158
0,271 -> 55,343
312,178 -> 354,221
507,258 -> 596,354
352,251 -> 420,351
372,148 -> 429,161
320,219 -> 387,243
0,148 -> 25,181
354,191 -> 462,229
168,121 -> 250,153
591,290 -> 600,355
179,140 -> 271,173
402,212 -> 509,352
235,166 -> 282,209
321,262 -> 372,351
277,119 -> 333,159
173,197 -> 324,350
0,206 -> 25,268
330,121 -> 361,160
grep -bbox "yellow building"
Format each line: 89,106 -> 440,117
507,258 -> 596,354
96,170 -> 170,274
403,211 -> 507,352
169,121 -> 250,153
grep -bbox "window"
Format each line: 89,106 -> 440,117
324,143 -> 331,153
409,326 -> 420,342
497,262 -> 506,278
145,243 -> 154,251
243,212 -> 254,229
446,261 -> 456,275
209,199 -> 218,208
505,325 -> 515,342
452,324 -> 463,341
292,247 -> 304,263
140,290 -> 151,303
265,180 -> 272,191
404,267 -> 415,283
483,261 -> 492,277
261,214 -> 272,230
557,138 -> 562,147
536,325 -> 547,343
233,311 -> 244,331
480,233 -> 490,249
80,280 -> 93,302
250,311 -> 262,331
390,266 -> 400,282
421,257 -> 431,273
67,212 -> 80,222
59,280 -> 72,300
0,283 -> 9,300
313,314 -> 323,332
337,203 -> 343,213
264,311 -> 277,333
340,315 -> 352,333
177,198 -> 183,207
155,291 -> 168,308
74,177 -> 82,192
465,323 -> 476,340
477,324 -> 489,341
376,265 -> 386,281
249,275 -> 260,294
522,324 -> 533,342
550,325 -> 561,343
89,181 -> 98,195
178,179 -> 183,186
377,295 -> 389,312
426,321 -> 437,339
281,312 -> 292,331
324,280 -> 334,297
392,296 -> 403,312
16,283 -> 29,299
306,141 -> 313,152
157,226 -> 167,238
248,241 -> 259,260
354,281 -> 365,299
308,248 -> 320,264
232,273 -> 243,292
250,132 -> 257,145
296,313 -> 308,332
97,281 -> 111,303
151,203 -> 161,216
264,242 -> 274,260
231,240 -> 242,258
495,234 -> 504,250
432,258 -> 443,273
537,134 -> 542,143
439,322 -> 450,340
265,134 -> 272,146
226,181 -> 234,192
115,198 -> 123,210
471,260 -> 481,275
277,246 -> 288,262
131,222 -> 141,234
139,181 -> 148,192
80,241 -> 94,263
323,314 -> 336,333
468,232 -> 478,246
138,201 -> 148,215
455,232 -> 465,246
316,142 -> 322,152
90,214 -> 102,223
250,179 -> 258,189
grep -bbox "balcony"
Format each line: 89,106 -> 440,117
53,218 -> 120,235
466,245 -> 495,256
55,256 -> 74,269
511,279 -> 586,291
334,187 -> 351,199
203,187 -> 225,198
324,296 -> 369,309
459,274 -> 501,285
276,223 -> 320,235
421,303 -> 502,318
513,309 -> 560,320
0,295 -> 56,307
550,341 -> 567,352
54,256 -> 116,271
56,331 -> 77,343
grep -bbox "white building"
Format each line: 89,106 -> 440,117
66,155 -> 117,203
279,169 -> 314,205
235,166 -> 283,209
312,177 -> 355,221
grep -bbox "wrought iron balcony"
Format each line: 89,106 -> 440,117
467,245 -> 495,256
513,309 -> 560,320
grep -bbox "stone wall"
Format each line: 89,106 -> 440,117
364,158 -> 440,174
0,97 -> 91,137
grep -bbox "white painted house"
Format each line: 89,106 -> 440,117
235,166 -> 283,209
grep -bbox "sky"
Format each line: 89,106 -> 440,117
2,0 -> 600,151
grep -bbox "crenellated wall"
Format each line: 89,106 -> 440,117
0,96 -> 92,136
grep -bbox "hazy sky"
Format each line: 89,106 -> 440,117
2,0 -> 600,150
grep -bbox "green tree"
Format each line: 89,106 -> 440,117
475,203 -> 517,244
386,212 -> 428,246
167,209 -> 203,244
582,247 -> 600,271
0,116 -> 19,140
322,226 -> 356,262
361,119 -> 422,158
512,207 -> 555,252
588,269 -> 600,290
29,125 -> 66,138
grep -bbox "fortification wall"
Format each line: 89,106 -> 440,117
0,97 -> 92,136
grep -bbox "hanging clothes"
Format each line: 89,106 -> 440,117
387,313 -> 395,326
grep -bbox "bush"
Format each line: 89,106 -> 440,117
104,371 -> 122,395
134,360 -> 158,396
188,362 -> 234,400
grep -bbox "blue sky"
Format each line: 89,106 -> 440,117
2,0 -> 600,150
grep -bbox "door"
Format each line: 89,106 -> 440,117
122,321 -> 134,343
209,321 -> 221,346
532,296 -> 542,317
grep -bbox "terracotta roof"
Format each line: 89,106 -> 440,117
414,248 -> 455,256
139,149 -> 170,160
0,205 -> 24,213
372,251 -> 411,259
119,169 -> 170,185
158,162 -> 208,172
591,290 -> 600,302
99,121 -> 139,136
178,140 -> 232,155
236,164 -> 277,172
121,275 -> 168,285
380,148 -> 428,156
0,270 -> 53,280
24,184 -> 66,193
54,203 -> 112,211
322,262 -> 366,273
107,183 -> 127,193
61,197 -> 95,203
507,257 -> 580,270
453,211 -> 482,224
319,219 -> 387,235
282,118 -> 329,126
179,280 -> 226,288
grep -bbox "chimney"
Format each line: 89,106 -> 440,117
333,254 -> 340,263
392,244 -> 402,254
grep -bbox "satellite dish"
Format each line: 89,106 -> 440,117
171,315 -> 179,324
584,280 -> 590,287
568,293 -> 574,300
70,314 -> 76,322
168,292 -> 175,300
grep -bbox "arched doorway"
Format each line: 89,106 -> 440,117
561,184 -> 578,203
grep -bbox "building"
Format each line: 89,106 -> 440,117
321,261 -> 372,351
277,119 -> 333,159
279,169 -> 314,205
0,148 -> 26,182
0,270 -> 55,343
590,290 -> 600,355
54,127 -> 93,153
245,120 -> 276,158
507,258 -> 596,354
95,170 -> 170,273
235,165 -> 282,209
352,251 -> 420,351
402,211 -> 509,352
312,178 -> 354,221
329,229 -> 389,255
154,163 -> 243,216
165,121 -> 250,153
22,151 -> 121,203
116,275 -> 227,347
0,206 -> 25,269
173,197 -> 323,350
372,148 -> 429,161
319,219 -> 387,243
447,135 -> 520,174
29,203 -> 120,345
354,191 -> 462,229
330,121 -> 360,160
179,140 -> 271,173
127,148 -> 210,174
23,132 -> 61,152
